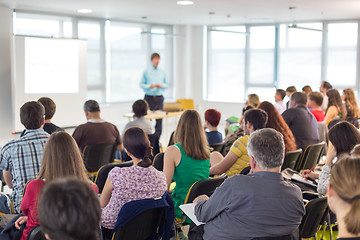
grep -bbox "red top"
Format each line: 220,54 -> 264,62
311,109 -> 325,122
20,179 -> 98,240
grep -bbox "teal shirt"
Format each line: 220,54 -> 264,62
140,66 -> 168,96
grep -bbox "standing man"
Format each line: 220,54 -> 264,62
140,53 -> 168,137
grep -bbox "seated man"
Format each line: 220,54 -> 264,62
282,92 -> 320,150
285,86 -> 297,109
122,99 -> 154,136
38,178 -> 101,240
38,97 -> 62,134
194,128 -> 305,240
210,109 -> 268,177
0,101 -> 49,213
274,89 -> 287,114
72,100 -> 123,152
307,92 -> 325,122
204,109 -> 223,145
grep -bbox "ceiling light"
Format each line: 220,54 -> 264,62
77,9 -> 93,14
177,1 -> 194,6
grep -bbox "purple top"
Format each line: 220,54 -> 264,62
101,165 -> 167,229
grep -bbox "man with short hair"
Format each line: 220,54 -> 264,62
285,86 -> 297,109
122,99 -> 154,136
72,100 -> 122,152
320,81 -> 333,111
140,53 -> 168,137
274,89 -> 287,114
194,128 -> 305,240
38,97 -> 62,134
0,101 -> 49,213
307,92 -> 325,122
282,92 -> 320,150
210,109 -> 268,177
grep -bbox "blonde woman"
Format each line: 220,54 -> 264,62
245,94 -> 260,108
342,88 -> 360,121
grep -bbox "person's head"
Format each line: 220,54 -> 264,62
174,110 -> 210,160
307,92 -> 324,109
328,155 -> 360,236
320,81 -> 333,94
132,99 -> 149,118
151,53 -> 160,68
258,101 -> 284,128
123,127 -> 152,167
20,101 -> 45,130
246,94 -> 260,108
327,89 -> 347,119
275,89 -> 286,102
289,92 -> 307,108
302,85 -> 313,95
342,88 -> 360,119
247,128 -> 285,172
38,97 -> 56,121
286,86 -> 297,97
83,100 -> 101,120
38,131 -> 88,182
328,121 -> 360,156
204,109 -> 221,128
38,178 -> 101,240
243,109 -> 268,135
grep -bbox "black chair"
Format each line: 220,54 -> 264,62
27,225 -> 46,240
94,161 -> 133,194
148,133 -> 160,159
168,131 -> 175,146
299,196 -> 329,239
251,235 -> 293,240
295,142 -> 326,171
153,152 -> 164,171
240,166 -> 251,175
209,143 -> 225,153
82,142 -> 118,173
281,149 -> 302,171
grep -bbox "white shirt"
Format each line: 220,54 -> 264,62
275,101 -> 287,114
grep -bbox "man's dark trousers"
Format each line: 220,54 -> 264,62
144,95 -> 164,137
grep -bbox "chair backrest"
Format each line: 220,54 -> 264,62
176,99 -> 195,110
148,133 -> 160,158
295,142 -> 325,171
240,166 -> 251,175
153,152 -> 164,171
184,174 -> 227,204
318,122 -> 328,154
26,225 -> 46,240
210,143 -> 225,153
94,161 -> 133,194
168,131 -> 175,146
282,149 -> 303,171
112,207 -> 165,240
251,235 -> 293,240
82,142 -> 118,173
299,196 -> 328,238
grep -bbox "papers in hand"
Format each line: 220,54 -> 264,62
291,174 -> 317,188
179,203 -> 205,226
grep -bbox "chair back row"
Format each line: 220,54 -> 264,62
82,142 -> 118,173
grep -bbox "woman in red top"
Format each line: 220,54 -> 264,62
15,131 -> 98,240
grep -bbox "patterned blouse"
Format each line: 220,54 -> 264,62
101,165 -> 167,229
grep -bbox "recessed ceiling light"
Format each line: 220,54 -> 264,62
77,9 -> 93,14
177,1 -> 194,6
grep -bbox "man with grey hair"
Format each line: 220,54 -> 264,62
72,100 -> 123,152
193,128 -> 305,240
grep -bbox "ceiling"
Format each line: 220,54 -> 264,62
1,0 -> 360,25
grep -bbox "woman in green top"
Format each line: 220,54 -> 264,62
164,110 -> 210,221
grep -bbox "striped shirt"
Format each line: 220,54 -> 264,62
227,135 -> 250,177
0,129 -> 48,212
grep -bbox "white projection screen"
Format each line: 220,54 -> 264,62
13,36 -> 87,132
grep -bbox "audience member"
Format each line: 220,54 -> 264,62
303,121 -> 360,195
342,88 -> 360,127
37,97 -> 62,134
285,86 -> 297,109
122,99 -> 154,135
282,92 -> 320,150
163,110 -> 210,222
258,101 -> 297,152
245,94 -> 260,108
193,128 -> 305,240
328,155 -> 360,239
274,89 -> 287,114
324,89 -> 347,125
302,85 -> 312,95
72,100 -> 123,152
101,127 -> 167,236
307,92 -> 325,122
15,131 -> 98,240
204,109 -> 223,145
210,109 -> 268,176
38,178 -> 101,240
320,81 -> 333,111
0,101 -> 49,213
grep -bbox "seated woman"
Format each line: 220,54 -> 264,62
15,131 -> 98,240
328,155 -> 360,239
342,88 -> 360,128
204,109 -> 223,145
163,110 -> 210,222
100,127 -> 167,237
245,93 -> 260,108
324,89 -> 347,125
258,101 -> 297,152
303,121 -> 360,195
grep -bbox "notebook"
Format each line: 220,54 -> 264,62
291,174 -> 318,188
179,203 -> 205,226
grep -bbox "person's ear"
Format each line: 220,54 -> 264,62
249,155 -> 256,170
125,149 -> 132,158
45,233 -> 51,240
247,122 -> 253,131
41,117 -> 45,126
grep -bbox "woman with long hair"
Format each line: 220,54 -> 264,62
163,110 -> 210,222
15,131 -> 97,240
324,89 -> 347,125
342,88 -> 360,120
258,101 -> 297,152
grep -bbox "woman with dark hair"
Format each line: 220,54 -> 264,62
303,121 -> 360,195
324,89 -> 347,125
100,127 -> 167,236
258,101 -> 297,152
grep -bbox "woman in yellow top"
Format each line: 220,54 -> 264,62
324,89 -> 347,126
